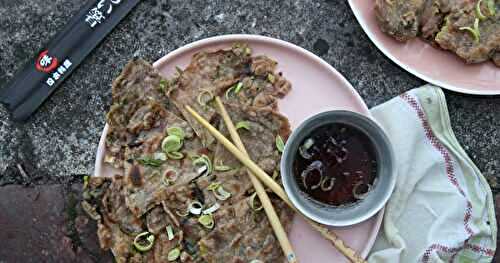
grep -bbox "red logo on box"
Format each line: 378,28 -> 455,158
35,50 -> 59,73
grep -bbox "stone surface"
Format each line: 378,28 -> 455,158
496,195 -> 500,262
0,183 -> 112,262
0,0 -> 498,260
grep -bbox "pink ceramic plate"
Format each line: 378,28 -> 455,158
349,0 -> 500,95
94,35 -> 383,262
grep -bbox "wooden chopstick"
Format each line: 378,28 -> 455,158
186,104 -> 367,263
186,105 -> 289,200
214,97 -> 297,263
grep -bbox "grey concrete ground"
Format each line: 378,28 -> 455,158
0,0 -> 499,260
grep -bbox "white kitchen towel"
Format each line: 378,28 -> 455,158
367,86 -> 497,263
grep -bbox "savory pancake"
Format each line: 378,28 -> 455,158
375,0 -> 500,66
83,43 -> 294,262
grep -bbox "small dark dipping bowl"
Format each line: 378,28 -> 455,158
281,110 -> 395,226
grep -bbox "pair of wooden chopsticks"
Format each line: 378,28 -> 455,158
186,98 -> 367,263
214,97 -> 297,263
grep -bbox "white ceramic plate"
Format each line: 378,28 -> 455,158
94,35 -> 383,262
349,0 -> 500,95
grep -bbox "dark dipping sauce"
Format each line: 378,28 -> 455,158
293,123 -> 377,206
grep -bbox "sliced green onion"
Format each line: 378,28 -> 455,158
168,247 -> 181,261
159,79 -> 167,93
197,90 -> 214,106
249,193 -> 263,211
188,154 -> 200,161
153,152 -> 168,161
162,169 -> 178,186
81,200 -> 100,220
225,82 -> 243,99
203,203 -> 220,214
207,182 -> 231,200
303,138 -> 314,150
167,127 -> 185,140
133,232 -> 155,252
214,161 -> 233,172
198,214 -> 215,229
486,0 -> 496,16
299,138 -> 314,159
214,165 -> 233,172
83,175 -> 89,189
301,161 -> 323,190
267,73 -> 276,84
225,86 -> 236,99
162,135 -> 183,153
459,18 -> 480,43
276,135 -> 285,153
137,156 -> 164,167
166,225 -> 174,241
353,182 -> 372,200
213,185 -> 232,201
193,155 -> 212,177
167,151 -> 184,160
188,201 -> 204,215
320,177 -> 335,191
310,175 -> 323,190
235,121 -> 251,131
476,0 -> 488,20
234,82 -> 244,93
207,182 -> 221,191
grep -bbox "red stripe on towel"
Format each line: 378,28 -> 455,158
399,93 -> 493,262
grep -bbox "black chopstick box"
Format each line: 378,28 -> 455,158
0,0 -> 140,122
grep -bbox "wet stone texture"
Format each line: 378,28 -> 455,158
0,0 -> 498,261
0,183 -> 112,262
